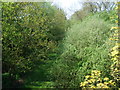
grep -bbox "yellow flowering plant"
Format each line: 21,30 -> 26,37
80,70 -> 116,88
109,2 -> 120,87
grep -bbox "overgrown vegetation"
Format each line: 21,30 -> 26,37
2,2 -> 68,88
51,14 -> 116,88
2,2 -> 119,89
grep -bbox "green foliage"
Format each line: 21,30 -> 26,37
109,5 -> 120,88
96,10 -> 117,22
2,2 -> 117,89
2,2 -> 68,80
51,14 -> 115,88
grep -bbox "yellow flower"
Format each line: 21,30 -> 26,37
112,45 -> 119,50
109,38 -> 113,40
111,50 -> 119,56
104,82 -> 109,85
103,85 -> 109,88
115,20 -> 118,23
88,80 -> 92,83
91,79 -> 96,82
85,75 -> 90,79
111,82 -> 115,86
91,70 -> 101,76
111,27 -> 118,30
109,38 -> 118,41
115,43 -> 120,46
88,79 -> 95,83
115,68 -> 118,71
80,82 -> 84,87
104,77 -> 109,81
80,81 -> 88,87
113,33 -> 118,36
90,85 -> 96,88
97,83 -> 104,87
108,80 -> 116,86
115,30 -> 118,33
97,78 -> 101,82
109,80 -> 113,84
111,57 -> 118,61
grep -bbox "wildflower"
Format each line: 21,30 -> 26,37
109,38 -> 113,40
90,79 -> 96,82
111,57 -> 118,61
97,83 -> 104,87
80,81 -> 88,87
110,27 -> 118,30
104,77 -> 109,81
109,80 -> 113,83
103,85 -> 109,88
80,82 -> 85,87
109,38 -> 118,40
113,33 -> 118,36
115,43 -> 120,46
85,75 -> 90,79
115,30 -> 118,33
111,50 -> 119,56
115,68 -> 118,71
97,78 -> 101,82
115,20 -> 118,23
88,80 -> 92,83
104,82 -> 109,85
91,70 -> 101,76
88,79 -> 95,83
111,45 -> 119,50
90,85 -> 96,88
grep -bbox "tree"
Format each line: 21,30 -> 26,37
2,2 -> 68,78
72,2 -> 116,21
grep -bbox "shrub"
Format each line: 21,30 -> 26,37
109,4 -> 120,88
2,2 -> 68,78
52,14 -> 115,88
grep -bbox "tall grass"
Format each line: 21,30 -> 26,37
52,14 -> 115,88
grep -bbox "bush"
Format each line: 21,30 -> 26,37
109,5 -> 120,88
52,14 -> 115,88
2,2 -> 68,78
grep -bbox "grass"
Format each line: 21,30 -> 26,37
23,60 -> 55,88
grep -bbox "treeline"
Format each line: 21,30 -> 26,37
71,2 -> 116,21
2,2 -> 69,87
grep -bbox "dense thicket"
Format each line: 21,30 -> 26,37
51,12 -> 116,88
2,2 -> 68,79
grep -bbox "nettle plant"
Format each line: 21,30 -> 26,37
80,70 -> 116,88
109,3 -> 120,86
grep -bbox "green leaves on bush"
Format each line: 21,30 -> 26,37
52,15 -> 115,88
2,2 -> 68,77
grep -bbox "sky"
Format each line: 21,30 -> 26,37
51,0 -> 117,19
52,0 -> 83,19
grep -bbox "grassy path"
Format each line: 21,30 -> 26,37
24,60 -> 55,89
